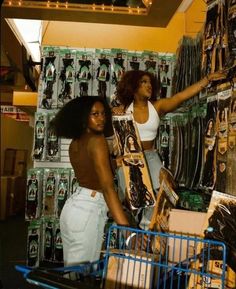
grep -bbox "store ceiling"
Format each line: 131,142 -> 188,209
2,0 -> 186,27
1,0 -> 194,114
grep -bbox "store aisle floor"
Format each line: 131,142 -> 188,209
0,214 -> 37,289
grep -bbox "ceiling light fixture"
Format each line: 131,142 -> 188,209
6,18 -> 42,63
2,0 -> 150,15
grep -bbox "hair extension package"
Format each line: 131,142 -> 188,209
203,190 -> 236,286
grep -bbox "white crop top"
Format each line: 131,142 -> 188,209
126,101 -> 160,141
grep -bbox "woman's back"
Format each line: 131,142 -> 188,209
69,137 -> 101,190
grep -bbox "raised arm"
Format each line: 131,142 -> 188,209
155,71 -> 227,116
88,135 -> 130,226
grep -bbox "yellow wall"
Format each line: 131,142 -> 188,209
42,1 -> 207,52
185,0 -> 206,37
43,12 -> 186,53
1,115 -> 33,175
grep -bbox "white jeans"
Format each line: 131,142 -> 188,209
60,186 -> 108,266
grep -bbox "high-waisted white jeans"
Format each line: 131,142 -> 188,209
60,186 -> 108,266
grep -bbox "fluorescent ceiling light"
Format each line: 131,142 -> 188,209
7,18 -> 42,62
177,0 -> 193,12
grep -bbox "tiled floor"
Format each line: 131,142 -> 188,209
0,214 -> 37,289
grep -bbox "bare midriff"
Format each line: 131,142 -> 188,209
141,140 -> 155,151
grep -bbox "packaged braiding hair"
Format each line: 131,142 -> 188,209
202,0 -> 218,75
215,82 -> 232,193
42,218 -> 54,262
157,55 -> 174,99
27,221 -> 41,267
112,113 -> 156,210
25,168 -> 43,220
53,220 -> 63,263
201,93 -> 218,189
111,50 -> 126,86
110,49 -> 127,107
56,169 -> 70,218
141,51 -> 158,76
75,50 -> 93,97
33,112 -> 47,161
204,191 -> 236,273
43,168 -> 58,217
227,79 -> 236,195
57,49 -> 75,108
228,0 -> 236,58
94,49 -> 111,100
127,51 -> 142,71
39,47 -> 59,109
69,169 -> 79,196
45,113 -> 60,162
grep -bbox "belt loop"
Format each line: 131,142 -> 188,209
76,187 -> 81,194
72,187 -> 82,198
91,191 -> 97,198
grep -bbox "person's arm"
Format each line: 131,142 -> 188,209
155,71 -> 227,116
88,135 -> 130,226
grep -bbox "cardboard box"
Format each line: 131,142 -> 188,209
3,148 -> 28,176
14,149 -> 28,176
104,251 -> 153,289
168,209 -> 207,263
0,175 -> 26,220
3,149 -> 16,175
169,209 -> 206,236
0,176 -> 8,220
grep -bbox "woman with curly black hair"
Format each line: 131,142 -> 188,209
51,96 -> 131,266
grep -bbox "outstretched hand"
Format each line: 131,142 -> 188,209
207,69 -> 228,82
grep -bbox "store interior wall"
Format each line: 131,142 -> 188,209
1,115 -> 33,175
185,0 -> 206,36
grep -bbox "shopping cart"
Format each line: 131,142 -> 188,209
15,258 -> 105,289
102,225 -> 228,289
16,225 -> 229,289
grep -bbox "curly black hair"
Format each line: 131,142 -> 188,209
116,70 -> 158,108
50,96 -> 113,139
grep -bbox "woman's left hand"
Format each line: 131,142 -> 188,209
208,70 -> 228,82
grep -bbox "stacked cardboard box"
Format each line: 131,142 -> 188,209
0,175 -> 26,220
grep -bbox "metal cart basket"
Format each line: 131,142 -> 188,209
15,259 -> 105,289
16,225 -> 229,289
102,225 -> 228,289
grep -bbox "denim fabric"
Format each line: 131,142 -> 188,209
60,186 -> 108,266
144,150 -> 163,190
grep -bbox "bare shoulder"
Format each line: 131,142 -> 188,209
87,135 -> 109,163
69,138 -> 79,152
88,134 -> 108,152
